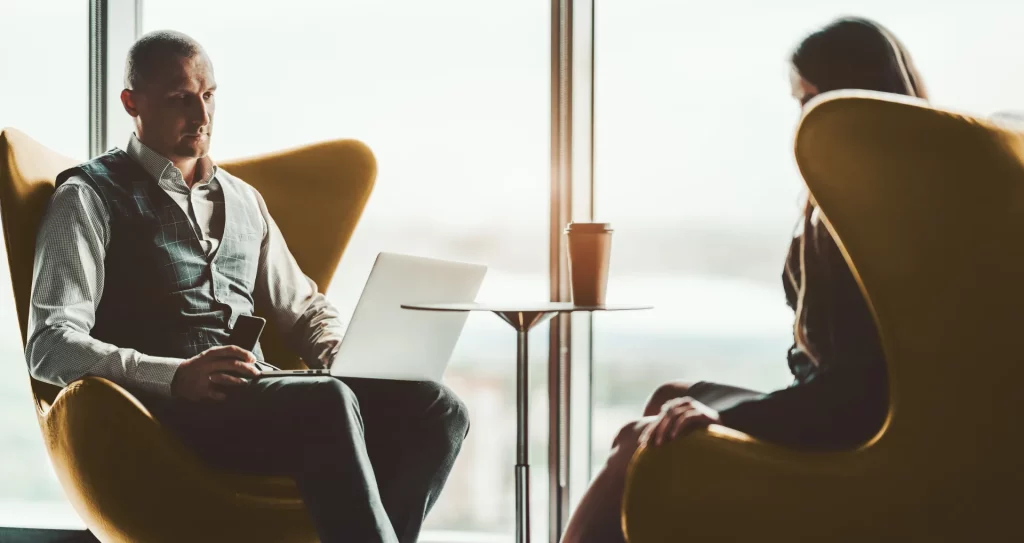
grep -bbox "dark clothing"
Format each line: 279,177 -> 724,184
58,150 -> 468,541
687,381 -> 766,411
55,149 -> 266,360
717,215 -> 889,449
141,375 -> 469,543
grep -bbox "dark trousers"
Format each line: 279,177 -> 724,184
141,376 -> 470,543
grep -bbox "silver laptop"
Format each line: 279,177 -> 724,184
258,252 -> 487,381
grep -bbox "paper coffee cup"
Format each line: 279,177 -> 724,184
565,222 -> 613,306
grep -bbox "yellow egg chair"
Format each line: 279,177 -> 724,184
622,91 -> 1024,541
0,128 -> 376,542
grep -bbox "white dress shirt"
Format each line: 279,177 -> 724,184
25,134 -> 346,396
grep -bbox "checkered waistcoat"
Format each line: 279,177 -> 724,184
55,149 -> 265,361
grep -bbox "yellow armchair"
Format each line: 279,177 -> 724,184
622,92 -> 1024,541
0,128 -> 376,542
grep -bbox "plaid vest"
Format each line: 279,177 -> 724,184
55,149 -> 265,361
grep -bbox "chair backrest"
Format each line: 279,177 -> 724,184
0,129 -> 79,408
219,140 -> 376,368
0,128 -> 376,407
795,92 -> 1024,470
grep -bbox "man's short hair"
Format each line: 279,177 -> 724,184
124,30 -> 205,90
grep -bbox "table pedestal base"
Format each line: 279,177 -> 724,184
501,312 -> 556,543
515,464 -> 530,543
400,303 -> 651,543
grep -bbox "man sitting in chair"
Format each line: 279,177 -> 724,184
24,30 -> 469,543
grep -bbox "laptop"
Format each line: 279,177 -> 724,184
256,252 -> 487,381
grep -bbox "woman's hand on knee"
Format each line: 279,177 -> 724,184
639,397 -> 721,447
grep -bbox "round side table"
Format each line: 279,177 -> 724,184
401,302 -> 652,543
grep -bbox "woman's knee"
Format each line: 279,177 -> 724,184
611,418 -> 651,455
643,381 -> 694,416
601,418 -> 654,478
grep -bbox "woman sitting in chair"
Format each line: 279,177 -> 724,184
561,17 -> 928,543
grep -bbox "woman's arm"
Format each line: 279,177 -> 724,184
717,360 -> 888,450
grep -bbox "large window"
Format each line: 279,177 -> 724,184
144,0 -> 551,538
589,0 -> 1024,471
0,0 -> 88,528
5,0 -> 1024,538
0,2 -> 88,159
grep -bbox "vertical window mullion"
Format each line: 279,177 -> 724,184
88,0 -> 107,158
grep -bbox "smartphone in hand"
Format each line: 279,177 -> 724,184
227,315 -> 266,352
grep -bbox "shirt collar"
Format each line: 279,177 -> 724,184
126,133 -> 219,192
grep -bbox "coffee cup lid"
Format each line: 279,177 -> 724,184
565,222 -> 613,233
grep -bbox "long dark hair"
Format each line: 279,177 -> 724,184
788,17 -> 927,365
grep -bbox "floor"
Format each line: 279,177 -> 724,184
0,528 -> 98,543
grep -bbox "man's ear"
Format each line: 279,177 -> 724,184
121,89 -> 140,117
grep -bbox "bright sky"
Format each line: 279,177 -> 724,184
3,0 -> 1024,368
5,0 -> 1023,229
4,0 -> 1023,327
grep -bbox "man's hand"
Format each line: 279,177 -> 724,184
171,346 -> 260,402
639,397 -> 721,447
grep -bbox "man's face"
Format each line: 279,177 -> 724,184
122,54 -> 216,161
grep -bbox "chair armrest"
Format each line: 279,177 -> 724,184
622,424 -> 872,542
33,377 -> 311,542
40,377 -> 302,512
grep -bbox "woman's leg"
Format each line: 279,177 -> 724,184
561,381 -> 766,543
560,417 -> 653,543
